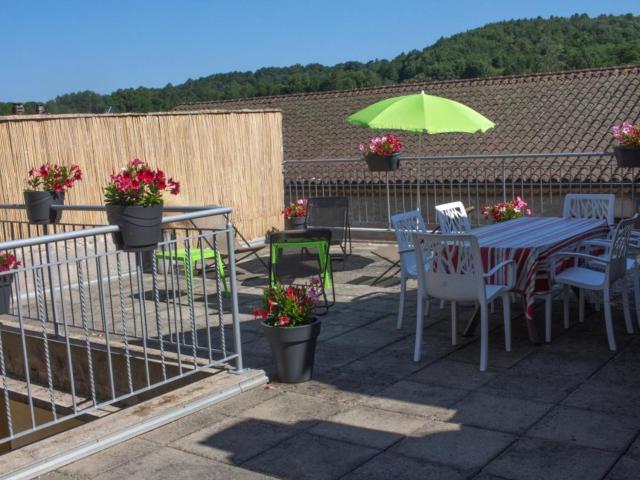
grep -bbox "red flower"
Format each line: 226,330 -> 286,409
278,316 -> 290,326
137,169 -> 155,183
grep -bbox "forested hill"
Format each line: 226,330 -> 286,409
3,13 -> 640,115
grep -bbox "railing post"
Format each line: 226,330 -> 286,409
502,158 -> 507,203
225,215 -> 245,373
42,224 -> 60,337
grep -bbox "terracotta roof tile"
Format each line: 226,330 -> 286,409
174,66 -> 640,183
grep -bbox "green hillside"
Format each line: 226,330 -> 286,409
2,13 -> 639,115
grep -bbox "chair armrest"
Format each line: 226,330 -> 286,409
483,259 -> 515,290
550,250 -> 610,281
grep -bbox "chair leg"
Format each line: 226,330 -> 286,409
397,275 -> 406,329
479,303 -> 489,371
413,295 -> 425,363
439,299 -> 445,309
603,288 -> 617,351
544,293 -> 552,343
502,294 -> 511,352
563,285 -> 570,329
622,279 -> 633,334
578,288 -> 585,324
634,265 -> 640,330
451,301 -> 457,346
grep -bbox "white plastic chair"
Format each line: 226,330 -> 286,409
435,201 -> 471,233
550,214 -> 637,350
391,211 -> 429,329
562,194 -> 616,227
413,232 -> 515,371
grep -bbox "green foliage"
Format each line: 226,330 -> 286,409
2,14 -> 639,115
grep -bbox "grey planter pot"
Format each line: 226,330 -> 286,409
23,191 -> 64,224
106,204 -> 163,251
262,318 -> 321,383
286,216 -> 306,230
0,276 -> 13,315
364,153 -> 401,172
614,146 -> 640,168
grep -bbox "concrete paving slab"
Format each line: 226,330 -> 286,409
59,438 -> 158,477
528,405 -> 640,452
485,437 -> 618,480
562,380 -> 640,418
627,436 -> 640,458
604,455 -> 640,480
242,432 -> 379,480
342,452 -> 466,480
92,447 -> 275,480
408,359 -> 498,390
240,392 -> 342,427
362,380 -> 469,421
170,415 -> 299,464
451,392 -> 553,434
142,409 -> 229,445
392,419 -> 515,471
479,370 -> 583,404
309,405 -> 426,449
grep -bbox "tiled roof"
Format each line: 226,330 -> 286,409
174,66 -> 640,183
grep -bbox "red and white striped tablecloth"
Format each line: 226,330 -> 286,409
471,217 -> 609,321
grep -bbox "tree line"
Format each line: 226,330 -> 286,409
2,14 -> 639,115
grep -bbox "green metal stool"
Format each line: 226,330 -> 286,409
155,247 -> 229,294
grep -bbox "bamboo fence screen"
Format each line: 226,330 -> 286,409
0,110 -> 284,239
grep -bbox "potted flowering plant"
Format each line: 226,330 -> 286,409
24,163 -> 82,224
283,198 -> 308,229
482,197 -> 532,223
358,133 -> 403,172
612,121 -> 640,167
255,279 -> 321,383
104,159 -> 180,251
0,253 -> 20,315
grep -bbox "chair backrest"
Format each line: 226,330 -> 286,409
306,197 -> 349,237
435,201 -> 471,233
607,214 -> 638,283
562,194 -> 616,226
391,210 -> 426,275
413,232 -> 485,303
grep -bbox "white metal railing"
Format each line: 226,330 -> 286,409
284,152 -> 639,229
0,205 -> 243,447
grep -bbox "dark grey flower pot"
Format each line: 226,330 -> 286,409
23,191 -> 64,224
364,153 -> 401,172
614,146 -> 640,168
286,216 -> 306,230
262,318 -> 321,383
0,276 -> 14,315
106,204 -> 163,252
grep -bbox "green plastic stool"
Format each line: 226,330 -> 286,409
155,247 -> 229,294
269,239 -> 332,289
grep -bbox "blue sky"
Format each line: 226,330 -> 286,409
0,0 -> 637,101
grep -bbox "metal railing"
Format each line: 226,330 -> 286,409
0,205 -> 243,447
284,152 -> 640,229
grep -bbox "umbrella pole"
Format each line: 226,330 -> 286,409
416,134 -> 423,212
385,171 -> 392,230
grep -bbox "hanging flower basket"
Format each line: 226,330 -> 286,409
358,134 -> 403,172
364,153 -> 401,172
614,146 -> 640,168
612,121 -> 640,168
105,159 -> 180,251
23,164 -> 82,224
0,254 -> 21,315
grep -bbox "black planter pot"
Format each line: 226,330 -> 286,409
262,318 -> 321,383
0,276 -> 14,315
106,204 -> 163,252
364,153 -> 401,172
614,146 -> 640,168
23,191 -> 64,224
286,216 -> 306,230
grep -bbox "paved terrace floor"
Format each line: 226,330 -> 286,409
40,244 -> 640,480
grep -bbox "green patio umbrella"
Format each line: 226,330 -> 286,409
347,91 -> 495,224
